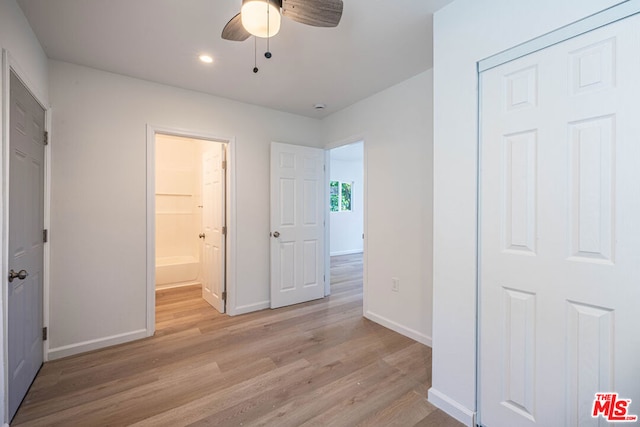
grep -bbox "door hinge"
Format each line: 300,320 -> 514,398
222,291 -> 227,301
323,274 -> 325,283
44,131 -> 49,146
222,160 -> 227,170
42,327 -> 48,341
222,226 -> 227,236
43,229 -> 48,243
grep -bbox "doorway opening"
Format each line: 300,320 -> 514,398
327,141 -> 364,300
147,128 -> 234,335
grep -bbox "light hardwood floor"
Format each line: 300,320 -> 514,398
12,253 -> 462,426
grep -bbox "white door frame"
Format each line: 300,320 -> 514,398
145,125 -> 237,335
475,3 -> 640,424
1,49 -> 51,422
324,137 -> 367,303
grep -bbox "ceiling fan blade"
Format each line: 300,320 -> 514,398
222,13 -> 251,41
282,0 -> 343,27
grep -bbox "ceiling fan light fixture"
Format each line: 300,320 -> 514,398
199,54 -> 214,63
241,0 -> 281,38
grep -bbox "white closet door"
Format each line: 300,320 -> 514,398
480,14 -> 640,427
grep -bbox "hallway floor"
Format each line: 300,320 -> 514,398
12,253 -> 461,426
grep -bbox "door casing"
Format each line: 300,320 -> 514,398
145,125 -> 236,334
323,137 -> 367,306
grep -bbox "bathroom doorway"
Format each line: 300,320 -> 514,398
154,134 -> 227,315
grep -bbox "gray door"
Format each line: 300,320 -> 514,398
8,71 -> 45,420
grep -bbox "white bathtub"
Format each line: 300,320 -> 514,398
155,255 -> 200,288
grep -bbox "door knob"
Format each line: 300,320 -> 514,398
272,231 -> 280,238
199,233 -> 206,239
8,269 -> 28,283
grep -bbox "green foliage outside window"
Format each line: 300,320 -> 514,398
330,180 -> 353,212
341,183 -> 352,211
330,181 -> 340,212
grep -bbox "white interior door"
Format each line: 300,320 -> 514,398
480,15 -> 640,427
8,71 -> 45,420
270,142 -> 325,308
201,143 -> 225,313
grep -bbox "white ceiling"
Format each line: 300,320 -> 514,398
17,0 -> 452,118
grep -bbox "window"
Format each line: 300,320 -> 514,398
341,182 -> 352,211
330,180 -> 353,212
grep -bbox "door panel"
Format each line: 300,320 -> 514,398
8,71 -> 45,420
201,143 -> 226,313
480,15 -> 640,427
270,142 -> 325,308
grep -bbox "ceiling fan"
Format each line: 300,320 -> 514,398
222,0 -> 344,44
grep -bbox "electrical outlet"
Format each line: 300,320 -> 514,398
392,277 -> 400,292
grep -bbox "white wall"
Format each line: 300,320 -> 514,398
430,1 -> 626,425
329,149 -> 363,256
0,1 -> 49,423
0,0 -> 49,104
155,134 -> 203,287
322,70 -> 433,346
48,60 -> 322,358
155,135 -> 202,262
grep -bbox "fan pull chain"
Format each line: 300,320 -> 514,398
253,36 -> 259,73
265,0 -> 272,59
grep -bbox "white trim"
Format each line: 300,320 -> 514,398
47,329 -> 148,360
145,126 -> 155,336
2,53 -> 48,109
323,150 -> 330,296
479,1 -> 640,71
155,281 -> 201,291
362,141 -> 368,320
42,107 -> 51,363
1,48 -> 10,427
364,310 -> 432,347
428,388 -> 476,427
225,138 -> 238,315
330,249 -> 363,257
145,125 -> 237,327
233,300 -> 270,315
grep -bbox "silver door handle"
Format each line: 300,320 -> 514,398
272,231 -> 280,238
8,269 -> 28,283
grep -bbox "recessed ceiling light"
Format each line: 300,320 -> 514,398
199,54 -> 214,64
314,103 -> 326,110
